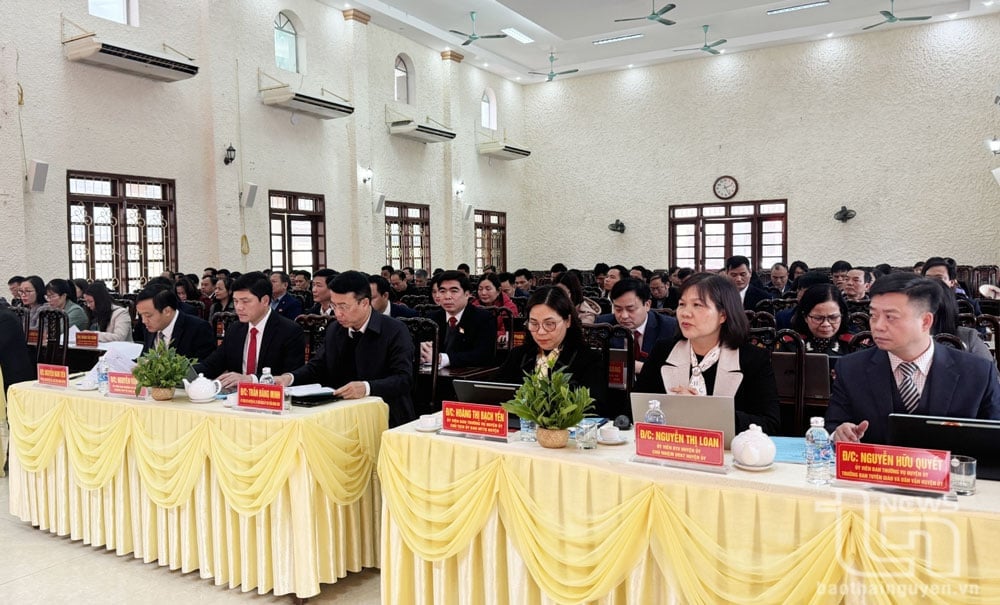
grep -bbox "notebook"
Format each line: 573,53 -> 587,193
629,392 -> 736,448
887,414 -> 1000,480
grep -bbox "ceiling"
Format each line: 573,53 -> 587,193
321,0 -> 998,82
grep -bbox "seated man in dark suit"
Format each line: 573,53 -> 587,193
648,272 -> 678,310
725,255 -> 772,311
136,287 -> 216,362
369,275 -> 418,319
421,270 -> 496,368
269,271 -> 304,320
388,270 -> 417,302
0,306 -> 34,391
276,271 -> 415,427
307,268 -> 337,316
766,262 -> 792,297
596,279 -> 679,375
195,273 -> 305,389
826,273 -> 1000,444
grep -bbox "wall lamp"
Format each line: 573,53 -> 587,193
224,144 -> 236,165
989,137 -> 1000,155
361,166 -> 373,184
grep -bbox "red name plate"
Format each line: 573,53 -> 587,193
108,371 -> 147,397
608,360 -> 626,388
634,423 -> 725,467
37,363 -> 69,388
28,329 -> 39,346
835,442 -> 951,493
512,331 -> 526,347
75,331 -> 99,347
237,382 -> 285,412
442,401 -> 509,438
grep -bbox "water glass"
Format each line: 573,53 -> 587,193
519,418 -> 536,442
950,455 -> 976,495
576,419 -> 599,450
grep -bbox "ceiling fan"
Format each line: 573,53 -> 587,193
674,25 -> 727,55
863,0 -> 932,30
614,1 -> 677,26
449,11 -> 507,46
529,53 -> 579,82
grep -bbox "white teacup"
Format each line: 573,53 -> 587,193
418,414 -> 439,429
599,425 -> 621,442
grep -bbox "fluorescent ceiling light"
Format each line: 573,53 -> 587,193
501,28 -> 533,44
593,33 -> 644,45
766,1 -> 830,15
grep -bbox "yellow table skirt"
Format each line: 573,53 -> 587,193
379,426 -> 1000,605
7,383 -> 388,598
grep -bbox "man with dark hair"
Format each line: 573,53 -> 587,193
549,263 -> 568,281
380,265 -> 395,280
291,270 -> 312,290
922,256 -> 981,314
826,273 -> 1000,444
674,267 -> 694,285
775,271 -> 832,329
456,263 -> 471,277
0,305 -> 34,389
216,269 -> 231,280
592,263 -> 610,291
725,256 -> 772,311
629,265 -> 651,282
513,268 -> 535,293
7,276 -> 24,305
843,268 -> 874,302
912,261 -> 924,275
596,279 -> 678,373
194,273 -> 305,388
482,265 -> 496,275
308,268 -> 337,315
767,262 -> 791,296
648,272 -> 678,310
602,265 -> 628,299
369,275 -> 417,319
136,286 -> 215,361
830,260 -> 852,292
414,269 -> 429,288
269,271 -> 304,320
389,270 -> 415,300
277,271 -> 415,427
497,272 -> 525,298
203,267 -> 217,278
422,270 -> 496,368
402,267 -> 415,283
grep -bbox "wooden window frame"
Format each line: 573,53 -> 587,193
384,201 -> 431,270
269,190 -> 326,274
474,210 -> 507,273
669,200 -> 787,272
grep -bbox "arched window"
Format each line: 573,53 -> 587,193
274,12 -> 298,73
480,88 -> 497,130
395,54 -> 414,104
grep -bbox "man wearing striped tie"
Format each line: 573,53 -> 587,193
826,273 -> 1000,444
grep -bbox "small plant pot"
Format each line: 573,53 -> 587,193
536,427 -> 569,449
150,387 -> 175,401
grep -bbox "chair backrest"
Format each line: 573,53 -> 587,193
414,303 -> 443,318
848,312 -> 870,332
295,314 -> 332,361
581,322 -> 636,392
749,311 -> 776,328
651,308 -> 675,317
933,332 -> 966,351
399,317 -> 439,411
975,314 -> 1000,369
401,294 -> 430,308
10,305 -> 30,342
210,311 -> 240,346
36,308 -> 70,366
746,327 -> 778,350
186,299 -> 206,320
510,296 -> 528,317
956,298 -> 975,315
595,297 -> 612,315
486,306 -> 515,358
847,331 -> 876,353
846,299 -> 870,314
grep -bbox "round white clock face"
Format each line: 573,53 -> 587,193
714,176 -> 738,200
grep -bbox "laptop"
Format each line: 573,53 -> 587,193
452,380 -> 523,428
630,392 -> 736,448
771,352 -> 835,399
887,414 -> 1000,480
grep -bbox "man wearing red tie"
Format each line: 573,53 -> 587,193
596,279 -> 678,375
194,272 -> 305,389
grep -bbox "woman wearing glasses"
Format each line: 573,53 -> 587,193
497,286 -> 607,411
791,284 -> 851,356
633,273 -> 780,434
44,278 -> 90,330
18,275 -> 47,330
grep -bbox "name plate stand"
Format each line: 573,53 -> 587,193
441,401 -> 509,442
75,331 -> 99,348
630,423 -> 728,475
37,363 -> 69,388
835,442 -> 952,495
108,371 -> 149,399
236,382 -> 286,415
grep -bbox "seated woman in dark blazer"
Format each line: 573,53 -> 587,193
633,273 -> 780,435
790,284 -> 852,356
497,285 -> 607,409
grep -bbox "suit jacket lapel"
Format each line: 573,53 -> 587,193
660,340 -> 691,391
713,347 -> 744,397
927,346 -> 960,416
867,350 -> 896,420
256,313 -> 282,366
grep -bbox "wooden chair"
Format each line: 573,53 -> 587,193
933,332 -> 965,351
975,314 -> 1000,368
414,303 -> 442,318
846,300 -> 870,314
486,306 -> 515,363
957,298 -> 976,315
295,314 -> 332,361
748,311 -> 776,329
847,331 -> 876,353
746,327 -> 778,350
399,317 -> 440,414
210,311 -> 239,346
651,308 -> 675,317
401,294 -> 430,308
36,308 -> 70,366
979,299 -> 1000,317
511,296 -> 528,317
957,313 -> 977,329
10,306 -> 30,342
581,323 -> 635,419
972,265 -> 998,295
848,312 -> 870,333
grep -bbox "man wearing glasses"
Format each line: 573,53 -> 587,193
277,271 -> 415,427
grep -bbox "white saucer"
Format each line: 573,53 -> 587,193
74,382 -> 98,391
733,461 -> 774,472
415,424 -> 441,433
597,437 -> 628,446
188,397 -> 216,404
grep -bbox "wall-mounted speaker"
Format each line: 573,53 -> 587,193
244,182 -> 258,208
463,204 -> 475,221
26,160 -> 48,192
374,193 -> 386,214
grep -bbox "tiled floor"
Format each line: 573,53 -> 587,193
0,476 -> 381,604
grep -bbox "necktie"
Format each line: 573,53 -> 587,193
898,361 -> 920,413
157,332 -> 165,346
448,317 -> 458,330
246,327 -> 259,375
633,330 -> 646,360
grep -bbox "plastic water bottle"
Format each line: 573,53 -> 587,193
519,418 -> 537,442
644,400 -> 665,425
259,367 -> 275,385
805,417 -> 833,485
97,359 -> 109,395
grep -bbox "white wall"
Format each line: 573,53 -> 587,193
0,2 -> 997,285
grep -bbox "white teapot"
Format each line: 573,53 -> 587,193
182,373 -> 222,400
731,424 -> 776,467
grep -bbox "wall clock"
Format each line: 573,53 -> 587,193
713,175 -> 738,200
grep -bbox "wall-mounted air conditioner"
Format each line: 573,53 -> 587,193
62,35 -> 198,82
477,140 -> 531,160
261,84 -> 354,120
385,107 -> 456,143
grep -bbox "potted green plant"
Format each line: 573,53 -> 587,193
502,357 -> 595,448
132,339 -> 197,401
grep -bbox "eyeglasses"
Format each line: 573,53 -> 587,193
806,313 -> 842,325
527,319 -> 562,333
44,292 -> 60,300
